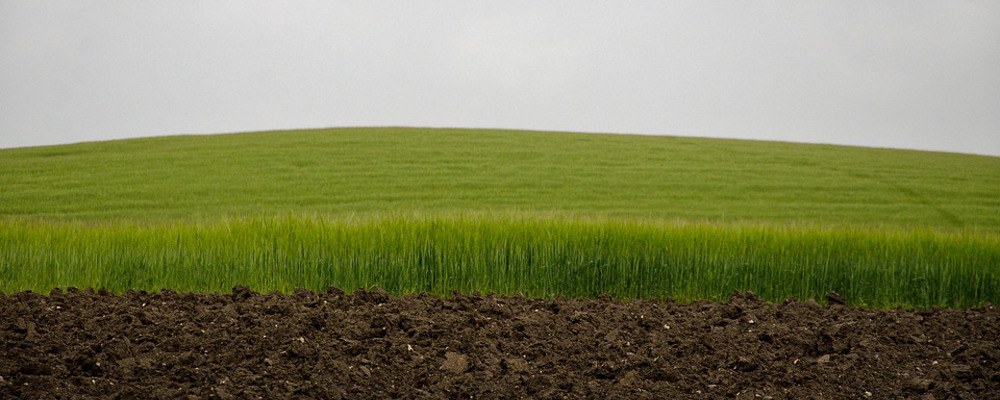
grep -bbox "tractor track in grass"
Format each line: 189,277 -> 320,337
2,288 -> 998,399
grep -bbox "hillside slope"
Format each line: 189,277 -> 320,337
1,127 -> 997,230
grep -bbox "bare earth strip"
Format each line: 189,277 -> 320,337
2,289 -> 997,399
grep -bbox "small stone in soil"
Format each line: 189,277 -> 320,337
442,352 -> 469,374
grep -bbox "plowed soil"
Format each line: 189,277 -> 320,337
2,288 -> 998,399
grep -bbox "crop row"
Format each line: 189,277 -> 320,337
1,214 -> 997,307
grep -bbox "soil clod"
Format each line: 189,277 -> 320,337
2,288 -> 997,398
826,291 -> 847,305
441,352 -> 468,374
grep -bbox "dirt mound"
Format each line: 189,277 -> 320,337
2,288 -> 998,399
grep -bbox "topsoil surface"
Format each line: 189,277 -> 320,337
1,288 -> 997,399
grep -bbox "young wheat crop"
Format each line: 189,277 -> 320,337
2,214 -> 996,308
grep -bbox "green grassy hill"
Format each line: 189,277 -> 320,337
2,127 -> 998,230
2,128 -> 998,306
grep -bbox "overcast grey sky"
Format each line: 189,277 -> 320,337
1,1 -> 998,156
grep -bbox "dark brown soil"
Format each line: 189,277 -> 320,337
2,288 -> 998,399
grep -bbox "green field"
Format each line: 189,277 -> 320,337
2,127 -> 999,306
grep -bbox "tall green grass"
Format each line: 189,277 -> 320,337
2,128 -> 998,306
3,214 -> 997,307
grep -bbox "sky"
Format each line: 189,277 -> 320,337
1,1 -> 999,156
